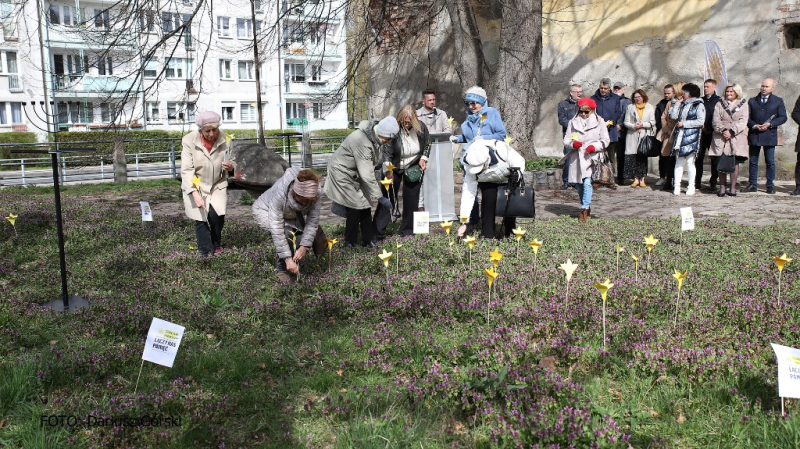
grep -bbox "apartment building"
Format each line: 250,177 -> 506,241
0,0 -> 348,137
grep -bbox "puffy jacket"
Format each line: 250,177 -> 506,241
669,97 -> 705,157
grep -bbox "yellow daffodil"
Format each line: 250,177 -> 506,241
616,243 -> 625,254
326,238 -> 338,251
480,114 -> 487,123
378,249 -> 393,268
570,132 -> 579,141
379,177 -> 393,189
673,269 -> 688,290
489,247 -> 503,267
529,238 -> 542,255
606,120 -> 614,126
385,162 -> 396,174
440,220 -> 453,235
464,236 -> 476,250
644,235 -> 658,251
396,242 -> 402,249
191,175 -> 201,190
5,213 -> 17,227
559,259 -> 578,282
449,239 -> 454,247
504,136 -> 513,145
772,254 -> 793,272
225,133 -> 235,146
512,227 -> 526,242
460,215 -> 469,225
484,266 -> 499,288
631,253 -> 639,262
447,116 -> 455,127
189,245 -> 197,250
593,279 -> 614,302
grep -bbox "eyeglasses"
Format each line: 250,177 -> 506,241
578,110 -> 591,115
464,101 -> 479,107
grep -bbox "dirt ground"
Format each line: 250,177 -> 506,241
139,174 -> 800,229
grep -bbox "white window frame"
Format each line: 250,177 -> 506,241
239,102 -> 256,122
219,59 -> 232,80
221,104 -> 235,122
285,63 -> 305,83
236,18 -> 252,39
93,8 -> 110,29
217,16 -> 230,37
146,101 -> 160,121
286,102 -> 306,120
166,58 -> 192,79
237,61 -> 254,81
143,59 -> 157,78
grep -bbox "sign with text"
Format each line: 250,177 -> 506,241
413,211 -> 430,234
140,201 -> 153,222
771,343 -> 800,399
680,207 -> 694,231
142,318 -> 185,368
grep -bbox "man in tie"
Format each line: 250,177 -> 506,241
743,78 -> 787,194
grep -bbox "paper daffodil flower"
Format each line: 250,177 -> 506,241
447,116 -> 455,127
529,238 -> 543,254
449,239 -> 455,247
644,235 -> 658,251
772,253 -> 793,272
512,227 -> 526,241
326,238 -> 338,251
379,177 -> 393,189
385,162 -> 396,174
484,266 -> 499,288
570,133 -> 579,141
396,242 -> 403,249
489,247 -> 503,267
631,253 -> 639,263
225,133 -> 235,146
593,279 -> 614,301
480,114 -> 487,123
464,236 -> 476,250
559,259 -> 578,281
504,136 -> 514,145
673,269 -> 688,290
615,243 -> 625,254
378,249 -> 393,268
606,120 -> 614,126
191,175 -> 201,190
460,215 -> 469,224
440,220 -> 453,235
5,213 -> 17,227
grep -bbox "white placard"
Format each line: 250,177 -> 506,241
140,201 -> 153,222
142,318 -> 185,368
680,207 -> 694,231
772,343 -> 800,399
413,211 -> 430,234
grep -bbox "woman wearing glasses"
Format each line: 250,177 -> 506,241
450,86 -> 507,237
563,98 -> 610,222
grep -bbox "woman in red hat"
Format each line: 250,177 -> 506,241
563,98 -> 610,222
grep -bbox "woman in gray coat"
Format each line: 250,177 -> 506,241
323,117 -> 396,247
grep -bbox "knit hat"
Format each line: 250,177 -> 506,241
577,98 -> 597,110
464,86 -> 487,106
375,116 -> 399,138
196,111 -> 221,128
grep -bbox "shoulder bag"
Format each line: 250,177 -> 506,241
495,167 -> 535,218
716,140 -> 736,173
591,151 -> 615,185
636,131 -> 662,157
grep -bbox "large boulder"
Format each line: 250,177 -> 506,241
229,142 -> 290,191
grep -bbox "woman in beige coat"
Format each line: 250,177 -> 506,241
180,111 -> 234,257
623,89 -> 656,187
709,83 -> 749,197
657,82 -> 684,191
563,97 -> 610,222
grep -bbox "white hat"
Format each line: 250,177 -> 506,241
465,144 -> 490,174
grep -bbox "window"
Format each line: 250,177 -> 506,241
1,0 -> 18,38
146,102 -> 160,121
49,5 -> 77,25
240,102 -> 256,122
282,23 -> 302,43
139,10 -> 155,32
70,102 -> 87,123
93,9 -> 110,29
309,23 -> 326,45
182,14 -> 193,47
166,58 -> 192,79
219,59 -> 231,79
167,101 -> 195,122
96,56 -> 112,76
312,103 -> 321,119
284,63 -> 305,82
217,16 -> 230,37
238,61 -> 254,80
9,102 -> 20,123
236,18 -> 252,39
286,102 -> 306,119
7,51 -> 17,73
144,59 -> 157,78
254,0 -> 262,11
0,102 -> 6,124
310,65 -> 321,81
221,105 -> 235,122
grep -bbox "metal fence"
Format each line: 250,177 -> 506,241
0,135 -> 346,187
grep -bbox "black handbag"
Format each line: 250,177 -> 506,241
496,168 -> 535,218
637,135 -> 662,157
717,141 -> 736,173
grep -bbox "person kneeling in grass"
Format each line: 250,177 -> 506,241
253,167 -> 327,282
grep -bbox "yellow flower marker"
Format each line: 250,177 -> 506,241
570,132 -> 579,141
606,120 -> 614,127
631,253 -> 640,281
465,236 -> 476,271
559,259 -> 578,309
512,227 -> 526,257
326,238 -> 338,270
643,235 -> 658,270
615,243 -> 625,275
447,116 -> 455,128
489,247 -> 503,268
191,175 -> 201,190
5,213 -> 18,237
385,162 -> 395,174
378,249 -> 393,283
460,215 -> 468,225
504,136 -> 514,146
225,133 -> 235,147
484,266 -> 499,323
593,279 -> 614,350
395,242 -> 403,273
379,177 -> 392,189
672,269 -> 688,329
772,253 -> 793,306
529,238 -> 543,274
440,220 -> 453,235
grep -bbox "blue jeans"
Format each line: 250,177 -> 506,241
562,147 -> 571,183
575,177 -> 593,209
748,145 -> 775,187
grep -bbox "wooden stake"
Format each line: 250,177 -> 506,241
134,359 -> 144,394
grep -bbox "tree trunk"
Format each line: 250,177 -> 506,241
113,136 -> 127,184
445,0 -> 486,89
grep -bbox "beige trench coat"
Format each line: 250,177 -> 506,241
710,100 -> 750,158
623,103 -> 656,156
323,120 -> 383,210
563,112 -> 610,184
180,130 -> 231,221
657,103 -> 679,156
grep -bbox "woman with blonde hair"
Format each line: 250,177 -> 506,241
380,104 -> 431,236
709,83 -> 749,196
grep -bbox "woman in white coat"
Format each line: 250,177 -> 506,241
563,98 -> 610,222
180,111 -> 234,257
623,89 -> 656,187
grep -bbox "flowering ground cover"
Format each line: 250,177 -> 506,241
2,179 -> 800,448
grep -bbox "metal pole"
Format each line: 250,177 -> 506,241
251,0 -> 265,145
20,159 -> 25,186
135,153 -> 140,179
170,140 -> 176,178
51,151 -> 69,309
100,158 -> 104,179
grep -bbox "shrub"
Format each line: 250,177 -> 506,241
0,132 -> 38,162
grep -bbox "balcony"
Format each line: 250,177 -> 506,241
7,74 -> 22,92
281,41 -> 344,59
46,26 -> 135,50
52,74 -> 135,95
283,79 -> 332,96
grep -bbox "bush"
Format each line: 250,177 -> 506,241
525,157 -> 561,171
0,132 -> 38,161
311,128 -> 354,139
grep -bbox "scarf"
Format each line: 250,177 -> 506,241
721,98 -> 747,117
200,134 -> 215,152
635,103 -> 646,119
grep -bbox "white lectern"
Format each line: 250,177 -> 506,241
423,133 -> 458,222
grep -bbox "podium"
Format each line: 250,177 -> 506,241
423,134 -> 458,222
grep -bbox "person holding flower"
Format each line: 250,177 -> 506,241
563,98 -> 610,222
590,78 -> 622,189
622,89 -> 656,187
709,83 -> 749,197
180,111 -> 234,257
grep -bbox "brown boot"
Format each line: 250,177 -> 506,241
586,208 -> 591,221
578,209 -> 587,223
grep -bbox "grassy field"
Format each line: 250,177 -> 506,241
2,179 -> 800,448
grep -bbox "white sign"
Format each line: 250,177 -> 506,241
140,201 -> 153,222
142,318 -> 185,368
680,207 -> 694,231
413,211 -> 430,234
772,343 -> 800,399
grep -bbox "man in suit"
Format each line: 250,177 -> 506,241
743,78 -> 787,194
791,94 -> 800,196
698,79 -> 720,191
591,78 -> 623,189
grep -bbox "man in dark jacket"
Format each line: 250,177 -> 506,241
591,78 -> 623,189
743,78 -> 787,194
697,79 -> 721,190
557,84 -> 582,189
614,81 -> 631,184
791,94 -> 800,196
654,84 -> 675,189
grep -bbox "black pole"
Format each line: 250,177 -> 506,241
50,151 -> 70,310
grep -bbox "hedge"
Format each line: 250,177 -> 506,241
0,132 -> 38,160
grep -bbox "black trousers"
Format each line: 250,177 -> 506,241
696,135 -> 718,188
661,156 -> 676,183
616,136 -> 626,183
394,174 -> 422,236
796,152 -> 800,188
478,182 -> 516,240
194,205 -> 224,256
345,206 -> 374,246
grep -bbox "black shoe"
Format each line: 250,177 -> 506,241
560,182 -> 569,190
791,187 -> 800,196
343,241 -> 356,248
363,241 -> 377,248
662,182 -> 673,192
767,186 -> 775,194
717,191 -> 726,198
727,191 -> 737,197
709,182 -> 717,191
741,185 -> 758,193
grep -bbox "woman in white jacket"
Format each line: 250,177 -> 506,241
623,89 -> 656,187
